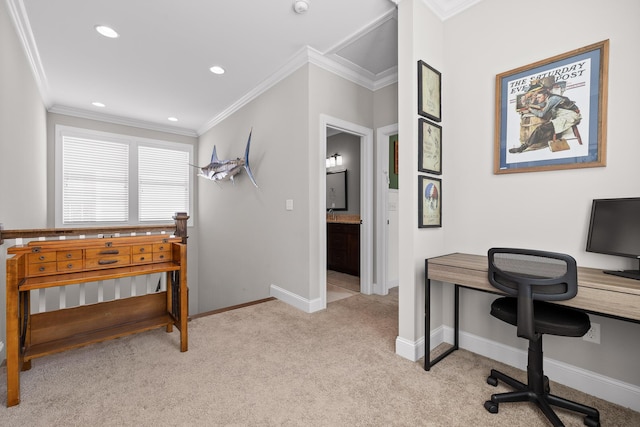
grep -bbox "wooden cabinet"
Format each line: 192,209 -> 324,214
327,222 -> 360,276
4,233 -> 188,407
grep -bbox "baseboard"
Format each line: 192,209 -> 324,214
269,284 -> 323,313
439,326 -> 640,412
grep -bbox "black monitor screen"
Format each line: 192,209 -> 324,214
586,197 -> 640,259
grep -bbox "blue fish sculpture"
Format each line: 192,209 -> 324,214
196,129 -> 258,188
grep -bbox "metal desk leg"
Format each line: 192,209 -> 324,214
424,262 -> 460,371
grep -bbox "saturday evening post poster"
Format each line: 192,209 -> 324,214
495,43 -> 606,173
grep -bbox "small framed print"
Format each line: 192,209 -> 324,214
418,60 -> 442,122
418,118 -> 442,175
418,176 -> 441,228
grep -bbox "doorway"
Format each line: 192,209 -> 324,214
326,129 -> 361,302
375,124 -> 399,295
319,115 -> 373,309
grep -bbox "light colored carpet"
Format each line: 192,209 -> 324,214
1,288 -> 638,426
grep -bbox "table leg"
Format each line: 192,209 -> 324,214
424,258 -> 460,370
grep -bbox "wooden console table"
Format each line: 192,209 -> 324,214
424,253 -> 640,371
4,217 -> 189,407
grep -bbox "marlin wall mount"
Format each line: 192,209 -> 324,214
194,129 -> 258,188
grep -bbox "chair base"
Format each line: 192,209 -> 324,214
485,368 -> 600,427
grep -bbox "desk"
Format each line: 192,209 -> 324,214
424,253 -> 640,371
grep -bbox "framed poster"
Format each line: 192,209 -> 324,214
418,60 -> 441,122
494,40 -> 609,174
418,176 -> 441,228
418,118 -> 442,175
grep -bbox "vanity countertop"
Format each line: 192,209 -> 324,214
326,214 -> 360,224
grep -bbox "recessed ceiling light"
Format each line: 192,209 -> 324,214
95,25 -> 119,39
209,66 -> 225,75
168,117 -> 178,122
293,0 -> 310,14
92,102 -> 106,107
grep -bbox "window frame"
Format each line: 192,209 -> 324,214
54,125 -> 194,228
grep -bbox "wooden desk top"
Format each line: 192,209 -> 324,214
427,253 -> 640,322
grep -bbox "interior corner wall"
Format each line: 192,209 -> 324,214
442,0 -> 640,386
197,66 -> 311,312
396,0 -> 446,355
0,0 -> 48,361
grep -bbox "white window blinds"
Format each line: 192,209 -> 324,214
56,126 -> 193,226
62,137 -> 129,223
138,146 -> 190,222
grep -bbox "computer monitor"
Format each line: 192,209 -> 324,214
586,197 -> 640,280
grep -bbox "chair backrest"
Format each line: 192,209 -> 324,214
487,248 -> 579,340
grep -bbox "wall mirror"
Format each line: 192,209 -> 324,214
326,170 -> 347,210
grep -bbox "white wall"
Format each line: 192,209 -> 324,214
0,0 -> 48,362
197,66 -> 311,311
396,0 -> 447,360
396,0 -> 640,392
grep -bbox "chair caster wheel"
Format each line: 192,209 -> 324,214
584,416 -> 600,427
484,400 -> 498,414
486,376 -> 498,387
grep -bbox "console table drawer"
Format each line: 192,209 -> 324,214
57,260 -> 83,272
153,242 -> 171,253
153,252 -> 170,262
28,252 -> 56,264
132,244 -> 153,255
132,253 -> 153,263
85,255 -> 131,269
86,246 -> 131,258
56,250 -> 82,261
28,262 -> 57,276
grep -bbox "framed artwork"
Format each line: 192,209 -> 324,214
394,140 -> 399,174
326,170 -> 347,210
418,118 -> 442,175
418,60 -> 441,122
494,40 -> 609,174
418,176 -> 441,228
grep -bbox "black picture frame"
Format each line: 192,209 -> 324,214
326,170 -> 347,210
418,60 -> 442,122
418,118 -> 442,175
418,176 -> 441,228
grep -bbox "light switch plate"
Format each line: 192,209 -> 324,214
286,199 -> 294,211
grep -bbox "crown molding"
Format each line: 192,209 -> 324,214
199,47 -> 398,135
421,0 -> 483,20
48,105 -> 198,137
6,0 -> 51,107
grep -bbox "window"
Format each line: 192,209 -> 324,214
55,125 -> 193,227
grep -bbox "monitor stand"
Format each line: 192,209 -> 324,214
603,270 -> 640,280
603,263 -> 640,281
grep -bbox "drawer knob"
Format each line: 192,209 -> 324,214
66,253 -> 73,258
140,248 -> 145,252
158,246 -> 165,251
98,259 -> 119,265
39,255 -> 45,261
140,256 -> 146,261
39,266 -> 45,271
67,263 -> 73,269
159,255 -> 165,260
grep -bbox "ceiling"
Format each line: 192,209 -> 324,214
9,0 -> 479,136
